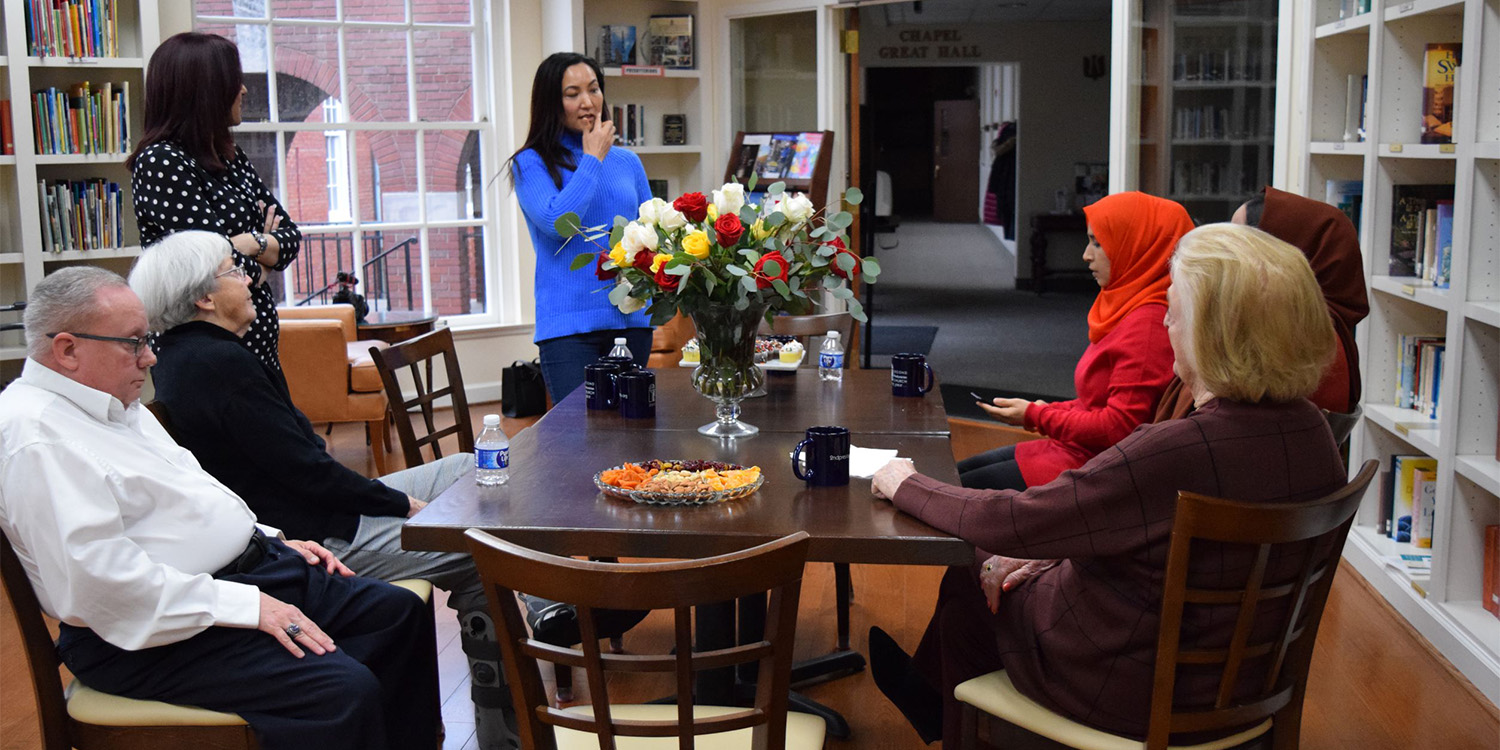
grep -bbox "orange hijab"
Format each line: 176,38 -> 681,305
1081,192 -> 1194,343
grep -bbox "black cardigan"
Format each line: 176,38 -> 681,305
150,321 -> 407,542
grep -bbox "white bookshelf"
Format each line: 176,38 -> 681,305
1300,0 -> 1500,703
584,0 -> 709,202
1,1 -> 160,377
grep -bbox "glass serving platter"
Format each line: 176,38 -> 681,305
594,461 -> 765,506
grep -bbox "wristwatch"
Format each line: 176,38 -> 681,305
249,229 -> 267,258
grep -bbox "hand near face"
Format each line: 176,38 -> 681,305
583,117 -> 616,161
871,458 -> 917,500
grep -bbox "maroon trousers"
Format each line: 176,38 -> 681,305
913,565 -> 1008,747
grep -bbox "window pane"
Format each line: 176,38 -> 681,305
428,227 -> 487,316
274,25 -> 341,124
356,131 -> 419,223
285,231 -> 358,307
423,131 -> 482,221
413,0 -> 471,25
730,12 -> 817,131
268,0 -> 335,21
346,0 -> 405,23
196,22 -> 271,123
346,30 -> 411,122
284,127 -> 349,225
197,0 -> 263,19
362,231 -> 425,312
414,30 -> 474,122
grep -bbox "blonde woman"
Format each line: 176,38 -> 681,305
868,224 -> 1348,745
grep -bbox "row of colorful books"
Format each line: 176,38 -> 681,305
24,0 -> 121,58
1379,455 -> 1437,547
1388,184 -> 1454,286
608,104 -> 659,148
31,82 -> 131,156
1395,333 -> 1444,418
38,178 -> 124,253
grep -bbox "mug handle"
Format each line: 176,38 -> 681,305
791,438 -> 814,481
920,363 -> 935,394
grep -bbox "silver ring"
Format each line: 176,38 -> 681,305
285,623 -> 302,638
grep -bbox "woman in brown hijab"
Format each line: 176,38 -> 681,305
1156,186 -> 1368,420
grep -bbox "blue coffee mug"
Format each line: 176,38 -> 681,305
617,369 -> 657,419
890,352 -> 934,397
584,362 -> 621,410
790,426 -> 851,486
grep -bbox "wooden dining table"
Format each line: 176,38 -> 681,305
403,367 -> 973,737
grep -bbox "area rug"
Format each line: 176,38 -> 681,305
866,325 -> 938,356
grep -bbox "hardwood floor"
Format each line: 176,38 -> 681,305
3,410 -> 1496,749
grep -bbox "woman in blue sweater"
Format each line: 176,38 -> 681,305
507,52 -> 654,402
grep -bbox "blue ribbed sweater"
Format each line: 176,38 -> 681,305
514,131 -> 653,342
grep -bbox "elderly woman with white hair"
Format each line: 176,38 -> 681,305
127,230 -> 527,748
866,223 -> 1351,746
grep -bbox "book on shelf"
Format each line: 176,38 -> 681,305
662,114 -> 686,146
1342,74 -> 1365,143
1411,468 -> 1436,549
1433,201 -> 1454,288
1,100 -> 13,156
597,25 -> 638,67
1395,333 -> 1444,413
647,15 -> 694,69
1388,184 -> 1454,277
37,178 -> 124,253
1386,455 -> 1438,543
30,81 -> 131,155
1484,526 -> 1499,619
1324,179 -> 1362,230
25,0 -> 121,58
1420,43 -> 1460,145
732,134 -> 770,183
1382,551 -> 1432,580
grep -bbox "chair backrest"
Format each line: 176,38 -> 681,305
1,530 -> 72,750
276,304 -> 358,342
1322,405 -> 1362,447
464,530 -> 811,750
144,400 -> 181,445
370,326 -> 473,467
1145,459 -> 1378,748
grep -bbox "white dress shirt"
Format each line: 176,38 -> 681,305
0,359 -> 265,650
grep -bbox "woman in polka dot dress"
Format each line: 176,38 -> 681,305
128,32 -> 300,371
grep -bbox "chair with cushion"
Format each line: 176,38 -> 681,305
1,528 -> 432,750
276,304 -> 390,473
464,528 -> 824,750
955,460 -> 1378,750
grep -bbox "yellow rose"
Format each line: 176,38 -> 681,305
650,252 -> 672,273
682,231 -> 711,259
706,204 -> 719,222
751,219 -> 773,242
608,242 -> 627,267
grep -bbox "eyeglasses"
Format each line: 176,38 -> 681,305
216,266 -> 249,281
46,332 -> 152,357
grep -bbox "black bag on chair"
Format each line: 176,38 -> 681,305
501,359 -> 547,417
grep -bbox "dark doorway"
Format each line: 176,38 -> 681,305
865,67 -> 978,220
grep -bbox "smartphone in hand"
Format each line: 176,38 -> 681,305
970,391 -> 986,402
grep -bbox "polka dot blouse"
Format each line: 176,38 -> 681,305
131,141 -> 301,371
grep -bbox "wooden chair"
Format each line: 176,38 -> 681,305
463,529 -> 825,750
369,326 -> 474,467
956,460 -> 1378,750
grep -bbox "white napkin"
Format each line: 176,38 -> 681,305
849,446 -> 900,479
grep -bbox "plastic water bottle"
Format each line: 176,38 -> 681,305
818,331 -> 844,382
607,337 -> 633,361
475,414 -> 510,486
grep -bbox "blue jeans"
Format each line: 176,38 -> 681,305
536,328 -> 653,403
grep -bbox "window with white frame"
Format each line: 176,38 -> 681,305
194,0 -> 493,318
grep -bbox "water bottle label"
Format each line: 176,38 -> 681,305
819,352 -> 844,369
476,447 -> 509,470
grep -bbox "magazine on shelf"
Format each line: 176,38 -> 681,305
647,15 -> 694,69
733,134 -> 770,182
1420,43 -> 1460,145
758,134 -> 798,179
786,133 -> 824,180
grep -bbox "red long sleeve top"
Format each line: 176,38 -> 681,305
1014,303 -> 1175,487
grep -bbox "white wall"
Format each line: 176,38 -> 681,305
859,21 -> 1112,275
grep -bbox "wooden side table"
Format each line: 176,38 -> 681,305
1028,212 -> 1090,295
357,310 -> 438,345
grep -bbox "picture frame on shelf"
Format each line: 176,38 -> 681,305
647,15 -> 694,69
662,114 -> 686,146
597,25 -> 637,67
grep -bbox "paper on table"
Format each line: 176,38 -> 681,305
850,446 -> 900,479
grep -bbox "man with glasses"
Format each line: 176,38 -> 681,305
0,266 -> 441,750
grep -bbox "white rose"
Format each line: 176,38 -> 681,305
657,205 -> 687,231
620,222 -> 659,261
713,183 -> 746,215
637,198 -> 669,227
779,193 -> 814,223
616,279 -> 648,313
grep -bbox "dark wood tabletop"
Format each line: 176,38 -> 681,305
548,367 -> 953,436
403,367 -> 972,566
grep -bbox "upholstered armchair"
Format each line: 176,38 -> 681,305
646,312 -> 696,369
275,304 -> 390,473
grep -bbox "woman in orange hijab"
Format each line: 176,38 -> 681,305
960,192 -> 1192,490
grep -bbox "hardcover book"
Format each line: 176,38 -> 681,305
1420,43 -> 1460,144
1388,184 -> 1454,277
734,134 -> 770,182
1485,525 -> 1499,618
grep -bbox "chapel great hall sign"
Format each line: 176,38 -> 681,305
877,28 -> 980,60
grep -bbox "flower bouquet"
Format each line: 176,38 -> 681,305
559,179 -> 880,436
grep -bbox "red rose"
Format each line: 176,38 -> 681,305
673,192 -> 709,223
632,250 -> 655,272
714,213 -> 745,248
753,251 -> 789,289
594,249 -> 617,281
654,264 -> 681,292
826,237 -> 861,279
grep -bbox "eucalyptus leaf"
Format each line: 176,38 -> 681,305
725,265 -> 748,277
816,243 -> 836,257
740,276 -> 758,294
829,211 -> 853,229
608,284 -> 629,306
862,271 -> 879,285
747,173 -> 759,192
702,270 -> 716,296
666,263 -> 691,276
772,279 -> 791,299
862,257 -> 882,274
767,181 -> 786,195
766,211 -> 786,227
740,205 -> 759,223
822,275 -> 843,290
734,296 -> 750,311
570,252 -> 597,271
555,213 -> 583,237
835,253 -> 857,273
739,249 -> 762,264
809,226 -> 828,239
762,258 -> 783,278
809,256 -> 829,268
791,288 -> 808,299
834,286 -> 855,300
843,186 -> 864,205
609,225 -> 624,247
847,297 -> 866,322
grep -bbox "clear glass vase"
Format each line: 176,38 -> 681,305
688,300 -> 768,438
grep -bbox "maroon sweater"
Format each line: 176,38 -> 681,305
1016,304 -> 1175,487
894,398 -> 1345,736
